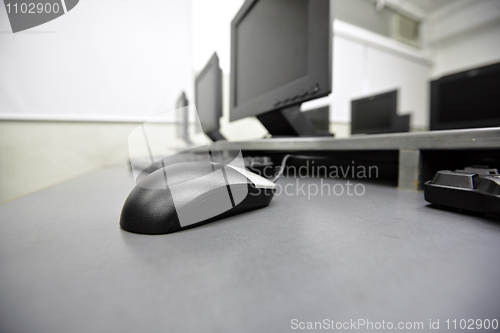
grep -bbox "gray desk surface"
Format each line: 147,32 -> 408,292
1,168 -> 500,333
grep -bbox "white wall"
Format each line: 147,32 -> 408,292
303,21 -> 431,130
0,121 -> 137,203
191,0 -> 244,73
0,0 -> 193,121
432,20 -> 500,78
0,0 -> 194,203
427,0 -> 500,78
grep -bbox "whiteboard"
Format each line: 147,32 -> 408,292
0,0 -> 193,122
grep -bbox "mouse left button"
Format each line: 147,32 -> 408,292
120,185 -> 179,234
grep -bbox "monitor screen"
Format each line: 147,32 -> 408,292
230,0 -> 332,122
195,54 -> 222,134
235,0 -> 308,106
438,71 -> 500,124
351,90 -> 397,134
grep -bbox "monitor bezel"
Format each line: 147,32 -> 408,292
351,90 -> 398,135
430,62 -> 500,131
195,53 -> 223,134
229,0 -> 333,122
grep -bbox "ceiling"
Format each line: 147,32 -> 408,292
401,0 -> 457,13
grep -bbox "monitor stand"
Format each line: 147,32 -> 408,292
182,126 -> 193,145
207,130 -> 226,142
256,104 -> 333,137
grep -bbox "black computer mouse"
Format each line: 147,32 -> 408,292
120,161 -> 276,234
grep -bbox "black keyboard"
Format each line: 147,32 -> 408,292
424,166 -> 500,216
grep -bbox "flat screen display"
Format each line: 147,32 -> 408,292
196,66 -> 219,133
235,0 -> 308,106
352,96 -> 394,132
438,72 -> 500,124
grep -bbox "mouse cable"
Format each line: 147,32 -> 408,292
271,154 -> 333,183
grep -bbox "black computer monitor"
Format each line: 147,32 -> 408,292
351,90 -> 410,135
195,53 -> 225,142
430,62 -> 500,131
176,91 -> 192,145
229,0 -> 333,137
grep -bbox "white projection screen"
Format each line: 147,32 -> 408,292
0,0 -> 193,122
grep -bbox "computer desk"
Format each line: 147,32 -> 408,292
213,127 -> 500,191
1,166 -> 500,333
